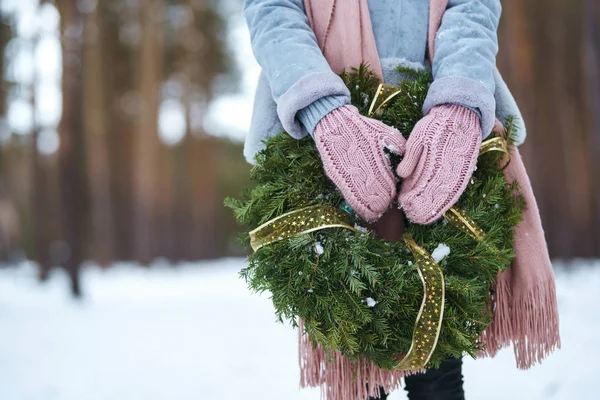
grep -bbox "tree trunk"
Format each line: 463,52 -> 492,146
132,0 -> 164,263
101,1 -> 136,261
82,4 -> 115,266
583,0 -> 600,252
31,62 -> 53,279
56,0 -> 87,297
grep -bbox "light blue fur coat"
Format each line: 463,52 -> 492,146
242,0 -> 526,164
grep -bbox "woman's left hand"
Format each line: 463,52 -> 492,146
396,104 -> 482,224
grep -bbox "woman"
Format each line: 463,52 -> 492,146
241,1 -> 554,399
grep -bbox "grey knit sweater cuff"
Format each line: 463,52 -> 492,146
297,95 -> 349,138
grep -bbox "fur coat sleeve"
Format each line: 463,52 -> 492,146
424,0 -> 502,138
242,0 -> 351,139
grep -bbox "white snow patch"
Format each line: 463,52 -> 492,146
354,224 -> 369,233
366,297 -> 377,307
0,258 -> 598,400
382,139 -> 400,154
314,242 -> 324,255
431,243 -> 451,263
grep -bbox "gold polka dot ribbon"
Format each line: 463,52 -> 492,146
249,205 -> 358,252
444,207 -> 487,242
395,233 -> 446,370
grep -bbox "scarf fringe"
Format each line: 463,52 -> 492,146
477,270 -> 561,369
298,320 -> 425,400
476,270 -> 513,359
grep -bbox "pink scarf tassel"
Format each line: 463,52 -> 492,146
476,141 -> 561,368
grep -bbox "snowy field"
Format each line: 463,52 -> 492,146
0,258 -> 598,400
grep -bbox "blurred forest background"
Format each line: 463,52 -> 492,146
0,0 -> 598,296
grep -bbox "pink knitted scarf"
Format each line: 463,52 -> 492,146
298,1 -> 561,398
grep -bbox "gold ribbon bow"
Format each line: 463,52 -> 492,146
248,204 -> 490,370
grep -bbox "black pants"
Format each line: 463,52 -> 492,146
369,356 -> 465,400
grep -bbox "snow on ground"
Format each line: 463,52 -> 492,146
0,258 -> 598,400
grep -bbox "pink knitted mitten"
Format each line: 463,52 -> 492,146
397,104 -> 482,224
314,104 -> 406,222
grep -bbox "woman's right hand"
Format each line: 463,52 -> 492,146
314,104 -> 406,222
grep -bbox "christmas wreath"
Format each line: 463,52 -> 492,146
225,66 -> 524,371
